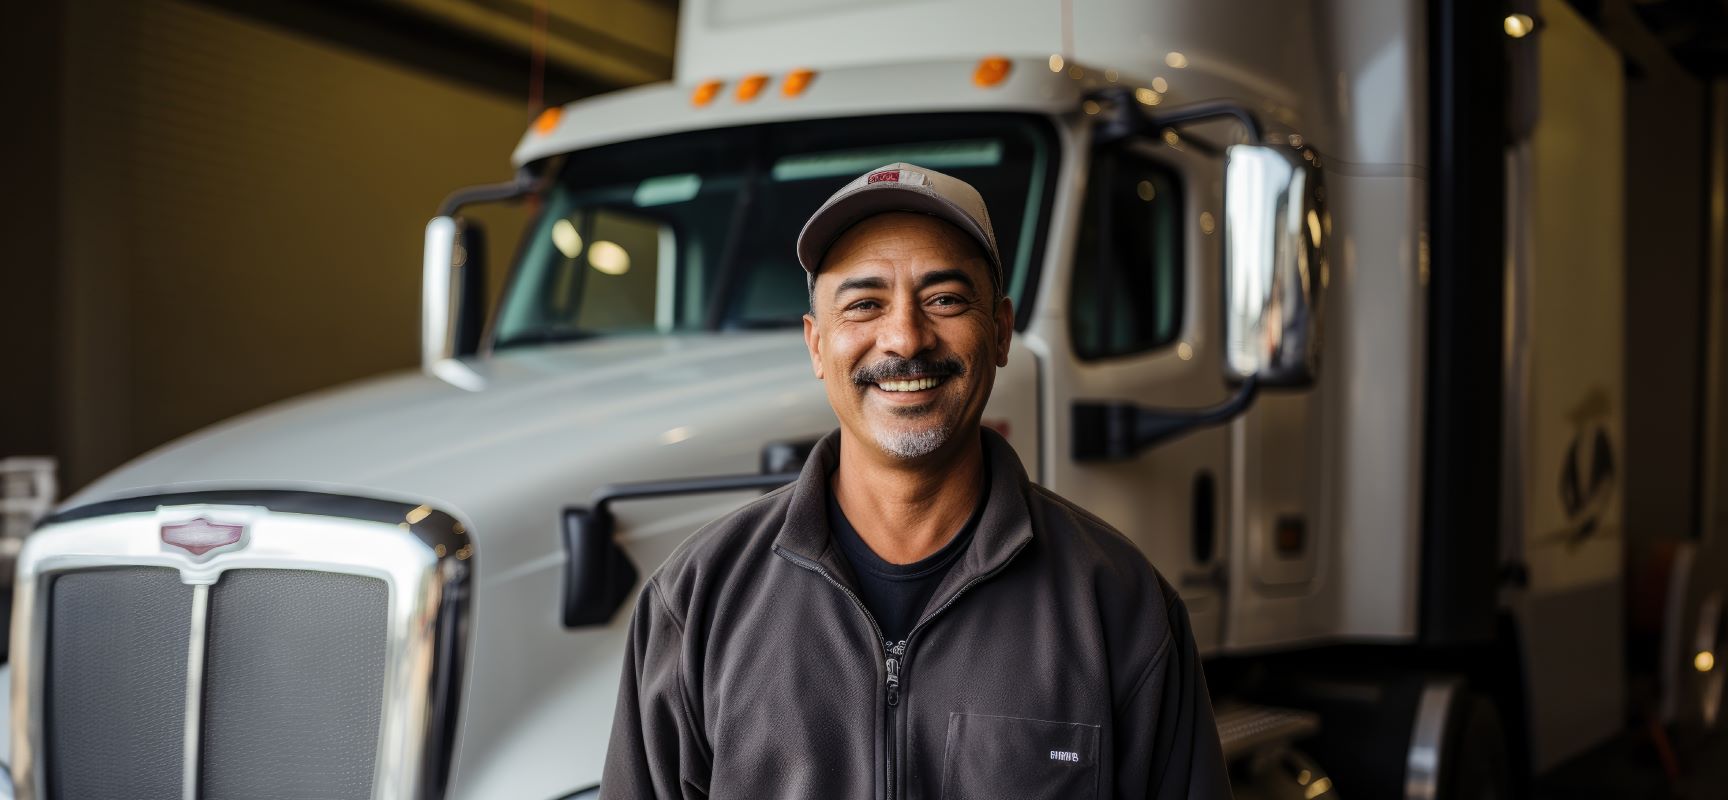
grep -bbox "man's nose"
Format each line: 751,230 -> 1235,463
877,298 -> 937,358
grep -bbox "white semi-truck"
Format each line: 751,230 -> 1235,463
9,0 -> 1726,798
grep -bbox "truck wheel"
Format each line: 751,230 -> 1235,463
1407,680 -> 1511,800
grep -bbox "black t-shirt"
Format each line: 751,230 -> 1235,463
826,471 -> 987,645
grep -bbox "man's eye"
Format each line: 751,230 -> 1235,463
846,300 -> 882,312
928,294 -> 966,308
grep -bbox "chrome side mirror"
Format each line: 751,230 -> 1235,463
422,216 -> 460,369
1223,143 -> 1327,386
420,172 -> 538,391
421,217 -> 486,391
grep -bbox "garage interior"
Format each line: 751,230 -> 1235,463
4,0 -> 1728,794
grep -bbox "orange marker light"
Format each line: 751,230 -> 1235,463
692,79 -> 724,107
532,106 -> 563,135
735,74 -> 769,102
974,57 -> 1012,88
782,69 -> 815,98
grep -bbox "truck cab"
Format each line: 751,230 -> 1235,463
12,0 -> 1726,798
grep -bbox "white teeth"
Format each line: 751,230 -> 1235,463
877,377 -> 941,392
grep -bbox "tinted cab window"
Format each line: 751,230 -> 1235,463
1069,151 -> 1183,359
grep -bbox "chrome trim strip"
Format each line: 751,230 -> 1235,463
1659,542 -> 1697,723
12,495 -> 474,800
1404,678 -> 1459,800
1500,142 -> 1533,576
181,584 -> 210,800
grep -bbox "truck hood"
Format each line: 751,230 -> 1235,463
58,332 -> 844,800
67,332 -> 833,521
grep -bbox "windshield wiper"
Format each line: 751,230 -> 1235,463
493,327 -> 600,349
703,132 -> 768,330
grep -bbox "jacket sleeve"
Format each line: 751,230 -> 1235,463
1113,592 -> 1232,799
600,580 -> 710,799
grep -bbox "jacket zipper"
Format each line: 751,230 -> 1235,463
885,638 -> 905,707
776,538 -> 1031,800
774,547 -> 898,800
884,638 -> 906,800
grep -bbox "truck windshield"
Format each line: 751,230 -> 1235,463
492,113 -> 1056,347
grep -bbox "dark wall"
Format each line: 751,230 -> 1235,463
1601,2 -> 1711,552
0,3 -> 64,464
0,0 -> 646,494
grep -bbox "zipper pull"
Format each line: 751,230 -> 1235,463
885,656 -> 900,707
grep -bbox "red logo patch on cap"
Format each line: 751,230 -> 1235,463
866,169 -> 901,184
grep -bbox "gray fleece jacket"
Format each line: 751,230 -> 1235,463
600,427 -> 1230,799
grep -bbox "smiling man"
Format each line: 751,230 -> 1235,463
601,164 -> 1230,799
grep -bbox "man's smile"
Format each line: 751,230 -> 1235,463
853,356 -> 965,411
872,375 -> 948,393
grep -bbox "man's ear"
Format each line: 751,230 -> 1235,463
803,313 -> 826,379
994,296 -> 1014,367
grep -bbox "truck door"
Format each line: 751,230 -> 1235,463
1041,141 -> 1230,652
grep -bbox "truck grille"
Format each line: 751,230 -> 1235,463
43,568 -> 390,799
47,568 -> 191,798
201,570 -> 389,799
14,492 -> 472,800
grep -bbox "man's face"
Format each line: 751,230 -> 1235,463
803,212 -> 1013,461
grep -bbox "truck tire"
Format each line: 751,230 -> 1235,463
1442,693 -> 1510,799
1409,680 -> 1511,800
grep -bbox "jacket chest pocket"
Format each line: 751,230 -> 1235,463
939,712 -> 1100,800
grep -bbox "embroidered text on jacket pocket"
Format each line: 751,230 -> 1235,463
940,712 -> 1100,800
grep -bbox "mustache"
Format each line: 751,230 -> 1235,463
853,356 -> 966,386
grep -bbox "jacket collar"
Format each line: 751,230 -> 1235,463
773,426 -> 1035,593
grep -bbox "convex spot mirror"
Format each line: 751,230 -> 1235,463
1223,143 -> 1327,386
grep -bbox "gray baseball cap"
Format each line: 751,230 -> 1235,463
795,162 -> 1002,286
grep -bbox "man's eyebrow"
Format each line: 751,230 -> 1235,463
917,269 -> 978,293
834,275 -> 889,296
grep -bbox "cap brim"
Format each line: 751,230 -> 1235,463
796,184 -> 1001,275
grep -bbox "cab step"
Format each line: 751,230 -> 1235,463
1216,703 -> 1321,761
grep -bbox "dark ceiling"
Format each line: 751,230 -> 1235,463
1628,0 -> 1728,73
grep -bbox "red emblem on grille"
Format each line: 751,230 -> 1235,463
161,516 -> 245,556
867,169 -> 901,184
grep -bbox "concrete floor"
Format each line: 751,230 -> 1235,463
1535,726 -> 1728,799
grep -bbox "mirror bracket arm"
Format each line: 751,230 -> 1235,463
436,168 -> 538,217
1072,376 -> 1260,462
561,472 -> 798,628
1087,87 -> 1266,148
